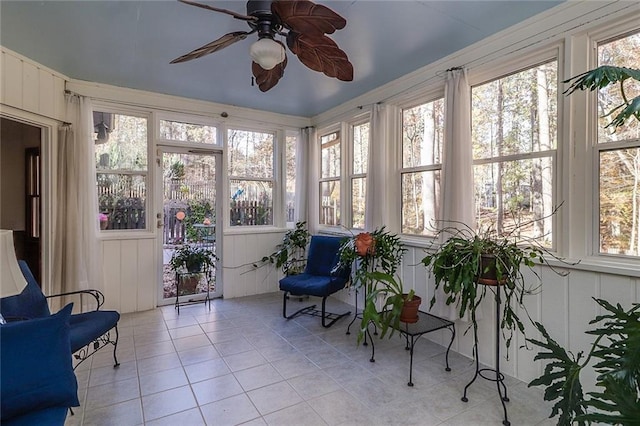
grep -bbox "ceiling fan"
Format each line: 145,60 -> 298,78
171,0 -> 354,92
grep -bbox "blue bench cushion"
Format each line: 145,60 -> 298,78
69,310 -> 120,353
2,406 -> 68,426
280,273 -> 348,297
0,303 -> 79,422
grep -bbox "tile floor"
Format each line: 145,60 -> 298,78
66,293 -> 555,426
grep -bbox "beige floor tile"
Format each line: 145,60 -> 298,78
139,366 -> 189,396
247,381 -> 304,416
191,373 -> 244,406
141,385 -> 197,421
144,408 -> 205,426
200,394 -> 260,426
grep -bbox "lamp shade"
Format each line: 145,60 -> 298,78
249,38 -> 285,70
0,230 -> 27,298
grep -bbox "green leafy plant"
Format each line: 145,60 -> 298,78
528,298 -> 640,425
169,244 -> 217,274
257,221 -> 310,276
421,217 -> 573,352
183,200 -> 214,241
564,65 -> 640,130
335,227 -> 410,344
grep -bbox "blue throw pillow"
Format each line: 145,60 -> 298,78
0,303 -> 79,421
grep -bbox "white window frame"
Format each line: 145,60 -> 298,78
225,124 -> 279,229
318,126 -> 342,229
93,102 -> 153,237
470,53 -> 561,249
348,115 -> 370,230
398,95 -> 445,237
589,27 -> 640,259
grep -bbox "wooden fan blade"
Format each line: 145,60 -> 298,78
171,31 -> 250,64
287,32 -> 353,81
178,0 -> 257,21
252,55 -> 288,92
273,0 -> 346,35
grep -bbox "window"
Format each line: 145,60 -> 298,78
285,131 -> 298,223
95,111 -> 148,231
320,131 -> 341,226
401,99 -> 444,235
227,128 -> 275,226
351,122 -> 369,229
159,119 -> 217,144
596,31 -> 640,256
472,60 -> 557,246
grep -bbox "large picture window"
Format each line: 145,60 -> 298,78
596,31 -> 640,256
472,60 -> 558,246
95,111 -> 148,231
227,128 -> 275,226
401,98 -> 444,235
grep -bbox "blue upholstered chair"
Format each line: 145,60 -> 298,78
279,235 -> 351,328
0,260 -> 120,370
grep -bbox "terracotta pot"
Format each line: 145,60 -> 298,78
400,294 -> 422,323
100,220 -> 108,230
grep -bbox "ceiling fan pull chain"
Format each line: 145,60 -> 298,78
251,76 -> 255,87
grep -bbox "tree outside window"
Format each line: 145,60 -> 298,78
285,131 -> 298,223
95,111 -> 148,231
597,31 -> 640,255
472,60 -> 557,246
227,128 -> 275,226
401,98 -> 444,236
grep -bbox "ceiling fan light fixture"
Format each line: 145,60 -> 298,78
249,37 -> 285,70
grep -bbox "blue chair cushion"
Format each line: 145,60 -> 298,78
0,303 -> 79,421
69,310 -> 120,353
304,236 -> 346,277
280,273 -> 349,297
0,260 -> 51,320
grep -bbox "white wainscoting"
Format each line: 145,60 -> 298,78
333,246 -> 640,386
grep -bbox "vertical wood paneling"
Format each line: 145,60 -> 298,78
38,69 -> 55,118
137,239 -> 156,311
22,61 -> 39,112
599,274 -> 635,310
102,240 -> 122,311
119,240 -> 139,313
3,53 -> 23,108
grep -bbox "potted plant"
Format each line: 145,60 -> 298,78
169,244 -> 217,295
336,227 -> 414,344
255,221 -> 310,276
527,299 -> 640,425
421,218 -> 573,352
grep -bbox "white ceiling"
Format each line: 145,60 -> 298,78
0,1 -> 563,117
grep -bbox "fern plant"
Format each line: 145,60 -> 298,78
528,298 -> 640,425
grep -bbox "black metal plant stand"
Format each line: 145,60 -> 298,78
461,282 -> 510,426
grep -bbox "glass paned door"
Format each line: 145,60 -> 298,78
159,149 -> 222,305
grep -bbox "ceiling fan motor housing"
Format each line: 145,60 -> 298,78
247,0 -> 280,39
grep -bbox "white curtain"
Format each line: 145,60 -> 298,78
294,127 -> 312,225
442,68 -> 475,228
439,68 -> 477,321
364,104 -> 386,231
307,127 -> 320,234
52,94 -> 103,310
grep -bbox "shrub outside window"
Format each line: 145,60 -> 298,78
95,111 -> 148,231
471,60 -> 557,247
227,128 -> 275,226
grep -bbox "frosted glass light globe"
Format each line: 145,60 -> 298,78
249,38 -> 285,70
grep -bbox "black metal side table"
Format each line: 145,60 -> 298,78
174,268 -> 212,314
368,310 -> 456,386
